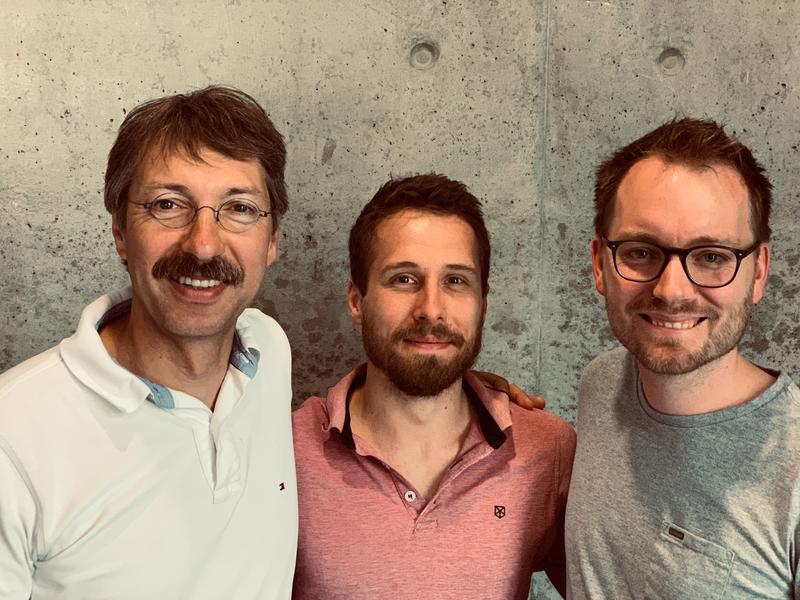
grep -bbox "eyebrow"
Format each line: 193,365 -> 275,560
382,261 -> 479,275
142,183 -> 265,198
612,231 -> 745,247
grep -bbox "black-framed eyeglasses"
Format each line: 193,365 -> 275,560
603,238 -> 761,288
132,195 -> 271,233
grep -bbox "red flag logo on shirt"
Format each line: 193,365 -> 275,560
494,505 -> 506,519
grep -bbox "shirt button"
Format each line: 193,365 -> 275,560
404,490 -> 416,502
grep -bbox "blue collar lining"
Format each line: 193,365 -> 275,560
97,302 -> 261,410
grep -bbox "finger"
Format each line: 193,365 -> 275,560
509,383 -> 546,410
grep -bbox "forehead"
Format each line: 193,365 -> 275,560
371,209 -> 479,268
611,156 -> 752,244
133,147 -> 267,196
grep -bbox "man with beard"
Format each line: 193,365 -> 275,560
291,174 -> 575,599
0,87 -> 296,598
565,118 -> 800,597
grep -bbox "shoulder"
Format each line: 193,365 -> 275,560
509,403 -> 574,436
579,347 -> 633,399
0,345 -> 84,473
756,374 -> 800,425
508,404 -> 576,455
292,369 -> 363,461
581,346 -> 630,380
0,345 -> 66,419
292,395 -> 328,429
292,396 -> 336,467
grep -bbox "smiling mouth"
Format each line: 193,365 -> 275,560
642,315 -> 706,330
176,276 -> 222,289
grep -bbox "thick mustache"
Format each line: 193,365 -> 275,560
152,252 -> 244,285
392,323 -> 466,346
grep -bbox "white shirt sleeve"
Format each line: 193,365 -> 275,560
0,440 -> 36,599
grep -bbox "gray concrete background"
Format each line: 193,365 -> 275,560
2,2 -> 799,598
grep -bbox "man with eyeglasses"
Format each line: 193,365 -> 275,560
565,118 -> 800,597
0,87 -> 297,598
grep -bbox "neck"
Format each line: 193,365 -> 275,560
638,348 -> 775,416
349,364 -> 473,499
99,303 -> 234,410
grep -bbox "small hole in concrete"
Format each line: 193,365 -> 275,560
410,41 -> 439,70
657,47 -> 685,76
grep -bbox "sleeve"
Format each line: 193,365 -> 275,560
542,422 -> 577,598
0,439 -> 37,599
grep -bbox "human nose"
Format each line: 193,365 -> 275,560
413,281 -> 445,322
180,206 -> 224,260
651,255 -> 695,301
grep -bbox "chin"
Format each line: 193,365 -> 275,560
635,346 -> 722,376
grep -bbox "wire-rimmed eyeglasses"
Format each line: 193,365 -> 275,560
131,195 -> 271,233
603,238 -> 761,288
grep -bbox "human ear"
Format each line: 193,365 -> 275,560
591,237 -> 607,296
347,280 -> 365,325
751,243 -> 771,304
111,214 -> 127,263
266,228 -> 279,267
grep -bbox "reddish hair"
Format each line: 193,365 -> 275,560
595,118 -> 772,241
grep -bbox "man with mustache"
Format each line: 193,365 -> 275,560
291,174 -> 576,599
565,119 -> 800,597
0,86 -> 297,598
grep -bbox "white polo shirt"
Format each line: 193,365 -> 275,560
0,288 -> 297,599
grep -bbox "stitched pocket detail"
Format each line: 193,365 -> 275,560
641,521 -> 735,600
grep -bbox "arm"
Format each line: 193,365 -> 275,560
0,440 -> 37,599
472,371 -> 545,410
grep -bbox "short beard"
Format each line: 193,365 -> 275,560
362,318 -> 482,397
151,251 -> 244,285
608,290 -> 753,376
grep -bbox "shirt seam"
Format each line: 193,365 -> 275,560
636,368 -> 794,428
0,352 -> 61,399
0,436 -> 44,561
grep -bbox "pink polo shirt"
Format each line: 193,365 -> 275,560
291,366 -> 575,599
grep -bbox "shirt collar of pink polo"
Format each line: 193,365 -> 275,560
321,364 -> 511,451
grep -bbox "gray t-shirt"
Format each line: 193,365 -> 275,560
566,347 -> 800,599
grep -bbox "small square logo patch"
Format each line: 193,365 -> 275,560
494,505 -> 506,519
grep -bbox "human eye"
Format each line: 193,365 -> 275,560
384,273 -> 421,289
392,274 -> 417,285
618,243 -> 660,263
222,200 -> 259,215
220,200 -> 261,225
149,196 -> 190,218
446,275 -> 466,285
691,248 -> 735,270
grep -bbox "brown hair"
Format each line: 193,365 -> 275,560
349,174 -> 491,295
594,118 -> 772,241
104,85 -> 287,231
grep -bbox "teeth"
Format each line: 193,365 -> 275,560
651,319 -> 697,330
177,276 -> 221,288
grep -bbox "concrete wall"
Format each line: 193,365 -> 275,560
2,2 -> 799,598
